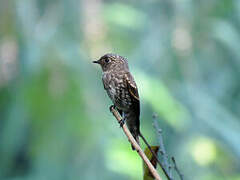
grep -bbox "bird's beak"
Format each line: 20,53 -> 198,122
93,60 -> 100,64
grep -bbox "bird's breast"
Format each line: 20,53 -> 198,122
102,72 -> 132,110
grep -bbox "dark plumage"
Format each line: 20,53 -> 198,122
93,53 -> 140,149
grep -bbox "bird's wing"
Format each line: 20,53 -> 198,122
124,72 -> 140,134
124,72 -> 139,102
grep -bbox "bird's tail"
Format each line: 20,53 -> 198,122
131,131 -> 160,166
131,131 -> 159,163
124,111 -> 140,150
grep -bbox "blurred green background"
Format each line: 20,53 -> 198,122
0,0 -> 240,180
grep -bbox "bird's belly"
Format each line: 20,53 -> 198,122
107,85 -> 116,100
114,88 -> 132,111
103,73 -> 132,110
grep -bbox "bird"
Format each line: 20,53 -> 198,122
93,54 -> 168,177
93,53 -> 140,150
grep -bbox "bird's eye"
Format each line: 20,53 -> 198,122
105,58 -> 110,63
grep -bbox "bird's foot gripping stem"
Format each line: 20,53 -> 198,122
109,105 -> 116,112
119,119 -> 125,128
109,105 -> 125,127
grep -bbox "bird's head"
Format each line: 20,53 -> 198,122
93,53 -> 128,72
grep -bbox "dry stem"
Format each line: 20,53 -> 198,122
110,107 -> 162,180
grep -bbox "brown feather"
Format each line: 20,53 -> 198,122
124,73 -> 139,101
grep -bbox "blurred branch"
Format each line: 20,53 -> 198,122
153,114 -> 184,180
172,157 -> 184,180
110,106 -> 162,180
153,114 -> 169,169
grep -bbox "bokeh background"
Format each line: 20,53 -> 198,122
1,0 -> 240,180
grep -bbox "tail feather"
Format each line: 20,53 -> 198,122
123,111 -> 140,150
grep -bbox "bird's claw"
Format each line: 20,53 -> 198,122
109,105 -> 125,127
109,105 -> 116,112
119,119 -> 125,128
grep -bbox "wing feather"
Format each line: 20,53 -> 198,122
124,73 -> 139,102
124,72 -> 140,133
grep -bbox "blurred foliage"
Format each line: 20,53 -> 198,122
0,0 -> 240,180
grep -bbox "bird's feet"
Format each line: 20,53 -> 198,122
119,118 -> 125,128
109,105 -> 116,112
109,104 -> 125,127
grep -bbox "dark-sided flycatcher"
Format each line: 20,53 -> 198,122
93,53 -> 140,149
